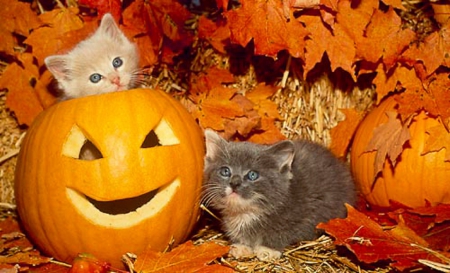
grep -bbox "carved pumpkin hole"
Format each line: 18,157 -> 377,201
85,189 -> 159,215
141,130 -> 161,148
79,140 -> 103,160
62,125 -> 103,160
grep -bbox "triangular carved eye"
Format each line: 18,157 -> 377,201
141,130 -> 161,148
141,118 -> 180,148
62,125 -> 103,160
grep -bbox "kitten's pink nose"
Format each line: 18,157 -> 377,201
111,76 -> 121,86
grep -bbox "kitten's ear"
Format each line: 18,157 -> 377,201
98,13 -> 123,40
45,55 -> 70,80
267,141 -> 295,171
204,129 -> 226,159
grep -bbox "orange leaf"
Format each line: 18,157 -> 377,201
24,7 -> 84,66
134,241 -> 230,273
247,117 -> 286,144
422,124 -> 450,161
363,111 -> 411,178
402,21 -> 450,75
373,63 -> 423,104
0,0 -> 41,56
0,0 -> 41,37
122,0 -> 192,66
330,108 -> 365,158
301,15 -> 356,79
245,83 -> 281,119
381,0 -> 405,10
0,63 -> 44,126
356,7 -> 415,68
224,0 -> 308,58
318,205 -> 450,271
38,7 -> 84,32
336,0 -> 377,41
198,16 -> 230,54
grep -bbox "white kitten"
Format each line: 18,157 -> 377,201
45,13 -> 140,100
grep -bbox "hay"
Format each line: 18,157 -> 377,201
0,1 -> 440,271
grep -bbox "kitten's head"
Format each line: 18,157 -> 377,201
45,13 -> 140,99
202,129 -> 295,215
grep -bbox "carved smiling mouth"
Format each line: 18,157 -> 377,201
85,188 -> 159,215
66,178 -> 180,229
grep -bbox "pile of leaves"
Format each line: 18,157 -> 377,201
1,0 -> 450,271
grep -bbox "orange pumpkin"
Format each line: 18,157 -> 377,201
15,88 -> 204,267
351,96 -> 450,208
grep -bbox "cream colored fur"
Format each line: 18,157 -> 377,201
45,13 -> 139,100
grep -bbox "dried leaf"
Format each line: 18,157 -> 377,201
422,124 -> 450,161
318,205 -> 450,271
224,0 -> 308,58
24,7 -> 84,66
122,0 -> 192,66
198,16 -> 230,54
330,108 -> 365,158
356,7 -> 415,69
0,63 -> 44,126
402,21 -> 450,75
78,0 -> 122,20
301,15 -> 356,79
134,241 -> 230,273
0,0 -> 41,37
373,63 -> 423,104
363,111 -> 411,178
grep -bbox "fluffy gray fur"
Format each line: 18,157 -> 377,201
202,129 -> 356,261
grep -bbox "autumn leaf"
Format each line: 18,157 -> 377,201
301,14 -> 356,79
78,0 -> 122,20
330,108 -> 365,158
24,7 -> 85,66
394,72 -> 450,126
356,7 -> 416,69
318,205 -> 450,271
122,0 -> 193,66
0,0 -> 41,56
421,124 -> 450,161
245,83 -> 281,119
363,111 -> 411,179
0,217 -> 52,268
386,204 -> 450,251
198,16 -> 230,54
224,0 -> 308,59
0,63 -> 44,126
373,63 -> 423,104
335,0 -> 377,41
133,241 -> 231,273
402,21 -> 450,75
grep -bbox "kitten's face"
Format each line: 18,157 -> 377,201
45,13 -> 140,99
202,130 -> 295,215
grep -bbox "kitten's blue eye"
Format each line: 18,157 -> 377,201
89,73 -> 102,83
219,167 -> 231,178
112,57 -> 123,68
246,171 -> 259,181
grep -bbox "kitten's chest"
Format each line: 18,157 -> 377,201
223,211 -> 262,241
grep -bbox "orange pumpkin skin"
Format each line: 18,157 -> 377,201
351,96 -> 450,208
15,89 -> 204,267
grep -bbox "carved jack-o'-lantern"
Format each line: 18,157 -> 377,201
14,89 -> 204,267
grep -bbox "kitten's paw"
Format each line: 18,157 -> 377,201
229,244 -> 254,258
254,246 -> 282,261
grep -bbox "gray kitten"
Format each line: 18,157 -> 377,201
202,129 -> 356,261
